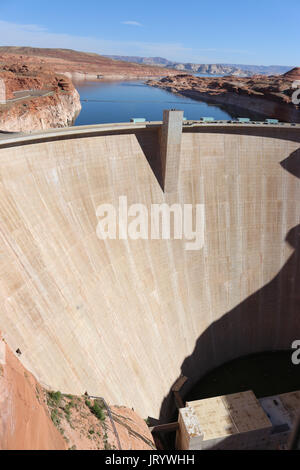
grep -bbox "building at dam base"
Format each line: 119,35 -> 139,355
0,114 -> 299,420
176,390 -> 300,450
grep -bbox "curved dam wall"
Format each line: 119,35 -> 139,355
0,121 -> 299,420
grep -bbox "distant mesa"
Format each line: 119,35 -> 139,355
105,55 -> 293,77
0,46 -> 178,80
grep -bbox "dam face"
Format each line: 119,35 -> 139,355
0,120 -> 299,419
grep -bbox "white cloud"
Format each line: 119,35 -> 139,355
121,21 -> 143,27
0,19 -> 255,63
0,20 -> 195,60
20,24 -> 48,33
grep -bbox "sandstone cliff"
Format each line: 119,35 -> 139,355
284,67 -> 300,81
0,334 -> 67,450
0,63 -> 82,132
0,333 -> 155,450
148,71 -> 300,123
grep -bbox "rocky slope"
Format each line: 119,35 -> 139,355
0,334 -> 67,450
284,67 -> 300,81
0,333 -> 155,450
0,62 -> 82,132
0,47 -> 178,80
148,70 -> 300,122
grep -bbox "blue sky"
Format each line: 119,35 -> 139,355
0,0 -> 298,65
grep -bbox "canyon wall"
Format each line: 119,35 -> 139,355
182,90 -> 300,123
0,333 -> 67,450
0,332 -> 154,450
0,88 -> 81,133
0,65 -> 81,132
148,72 -> 300,123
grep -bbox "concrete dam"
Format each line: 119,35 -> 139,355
0,113 -> 299,421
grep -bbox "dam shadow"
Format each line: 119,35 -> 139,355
135,129 -> 164,190
157,148 -> 300,426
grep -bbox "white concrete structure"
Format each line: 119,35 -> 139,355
176,391 -> 273,450
0,117 -> 299,419
160,109 -> 183,192
0,79 -> 6,104
177,390 -> 300,450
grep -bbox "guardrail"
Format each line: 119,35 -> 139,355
0,119 -> 299,149
88,394 -> 122,450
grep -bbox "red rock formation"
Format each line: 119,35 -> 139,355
110,406 -> 155,450
0,47 -> 178,80
283,67 -> 300,81
0,334 -> 155,450
0,334 -> 67,450
148,70 -> 300,122
0,63 -> 82,132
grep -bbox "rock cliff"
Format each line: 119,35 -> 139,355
283,67 -> 300,81
148,71 -> 300,122
0,63 -> 81,132
0,334 -> 67,450
0,333 -> 155,450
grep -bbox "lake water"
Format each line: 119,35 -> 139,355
74,80 -> 262,126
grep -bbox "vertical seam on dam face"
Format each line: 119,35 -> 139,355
0,123 -> 299,420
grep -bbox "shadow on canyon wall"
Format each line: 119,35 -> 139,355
158,148 -> 300,424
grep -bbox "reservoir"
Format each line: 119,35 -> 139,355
74,80 -> 264,126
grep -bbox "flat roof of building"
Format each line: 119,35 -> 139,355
187,391 -> 272,441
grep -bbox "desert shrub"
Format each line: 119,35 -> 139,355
64,394 -> 74,400
51,408 -> 61,427
91,401 -> 106,421
85,399 -> 106,422
48,390 -> 62,406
